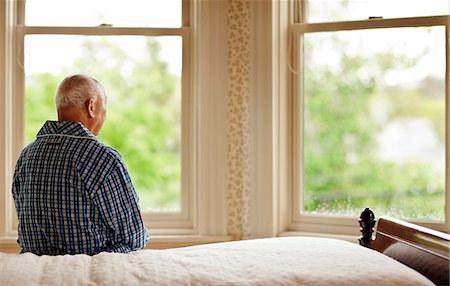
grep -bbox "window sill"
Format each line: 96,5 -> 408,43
0,235 -> 232,253
0,237 -> 20,253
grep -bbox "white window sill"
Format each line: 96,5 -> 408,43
0,235 -> 232,253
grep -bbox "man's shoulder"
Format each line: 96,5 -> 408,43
15,139 -> 39,163
75,141 -> 127,193
20,140 -> 36,153
14,141 -> 35,169
103,145 -> 125,167
80,139 -> 123,163
76,142 -> 130,183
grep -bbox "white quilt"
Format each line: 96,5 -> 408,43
0,237 -> 434,286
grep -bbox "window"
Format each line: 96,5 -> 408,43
1,0 -> 230,246
6,0 -> 194,233
291,1 -> 449,232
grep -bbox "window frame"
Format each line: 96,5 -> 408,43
2,0 -> 200,237
289,11 -> 450,234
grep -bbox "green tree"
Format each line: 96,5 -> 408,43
25,73 -> 59,142
303,33 -> 445,220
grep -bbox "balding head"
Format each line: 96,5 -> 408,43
56,74 -> 106,110
56,74 -> 107,136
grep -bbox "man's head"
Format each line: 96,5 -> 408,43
55,74 -> 107,136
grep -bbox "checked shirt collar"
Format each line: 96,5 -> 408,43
36,120 -> 97,141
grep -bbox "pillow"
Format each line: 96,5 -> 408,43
383,242 -> 449,286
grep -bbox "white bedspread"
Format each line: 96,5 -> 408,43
0,237 -> 434,286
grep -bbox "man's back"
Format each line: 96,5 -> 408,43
13,121 -> 148,255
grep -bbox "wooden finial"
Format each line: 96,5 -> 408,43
359,208 -> 376,247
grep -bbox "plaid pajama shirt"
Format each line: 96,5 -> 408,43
12,121 -> 149,255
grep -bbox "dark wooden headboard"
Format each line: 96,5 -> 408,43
359,208 -> 450,285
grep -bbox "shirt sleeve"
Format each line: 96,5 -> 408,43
11,146 -> 28,201
94,157 -> 149,252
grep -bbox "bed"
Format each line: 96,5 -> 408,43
0,209 -> 448,286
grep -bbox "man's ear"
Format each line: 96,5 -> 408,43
86,98 -> 96,118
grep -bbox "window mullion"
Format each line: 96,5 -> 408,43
23,26 -> 189,37
182,0 -> 190,27
8,0 -> 26,235
445,16 -> 450,231
295,14 -> 449,34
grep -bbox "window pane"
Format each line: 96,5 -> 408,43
25,0 -> 182,27
302,26 -> 445,221
24,35 -> 182,212
307,0 -> 449,23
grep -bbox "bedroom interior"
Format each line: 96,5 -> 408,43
0,0 -> 449,285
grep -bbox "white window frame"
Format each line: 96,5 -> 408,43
289,5 -> 450,235
0,0 -> 230,245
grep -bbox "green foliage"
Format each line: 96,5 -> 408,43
303,36 -> 445,220
25,73 -> 59,143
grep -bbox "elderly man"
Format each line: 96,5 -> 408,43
12,74 -> 149,255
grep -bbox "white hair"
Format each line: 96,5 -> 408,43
55,74 -> 106,110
